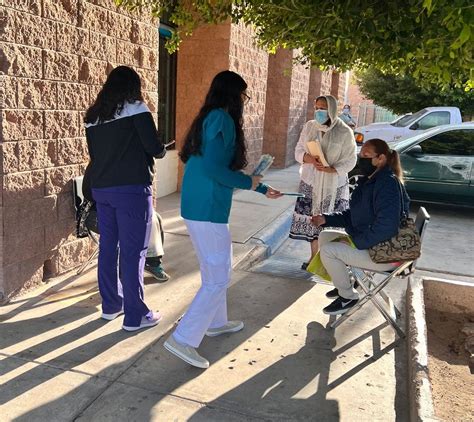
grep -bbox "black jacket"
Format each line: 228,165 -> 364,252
324,166 -> 410,250
85,101 -> 165,189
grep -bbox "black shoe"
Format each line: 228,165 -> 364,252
323,296 -> 359,315
325,288 -> 339,299
301,262 -> 309,271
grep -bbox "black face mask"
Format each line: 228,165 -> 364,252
358,157 -> 377,176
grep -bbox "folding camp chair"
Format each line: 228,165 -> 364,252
331,207 -> 430,338
73,176 -> 100,275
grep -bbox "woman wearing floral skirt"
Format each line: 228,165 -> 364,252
290,95 -> 357,269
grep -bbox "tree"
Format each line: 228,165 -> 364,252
116,0 -> 474,89
356,68 -> 474,118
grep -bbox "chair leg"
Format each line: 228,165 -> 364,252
331,288 -> 406,338
358,271 -> 402,321
76,246 -> 99,275
331,263 -> 411,338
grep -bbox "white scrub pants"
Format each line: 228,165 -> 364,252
319,229 -> 396,300
173,219 -> 232,348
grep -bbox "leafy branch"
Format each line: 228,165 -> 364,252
115,0 -> 473,89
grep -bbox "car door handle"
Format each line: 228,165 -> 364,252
451,164 -> 467,170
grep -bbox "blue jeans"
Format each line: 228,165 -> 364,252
92,185 -> 153,327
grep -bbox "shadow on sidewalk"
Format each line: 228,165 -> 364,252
3,269 -> 403,421
191,321 -> 340,421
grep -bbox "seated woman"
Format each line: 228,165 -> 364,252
312,138 -> 410,315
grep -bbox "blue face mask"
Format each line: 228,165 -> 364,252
314,110 -> 329,125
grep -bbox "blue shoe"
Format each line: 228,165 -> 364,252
144,264 -> 170,282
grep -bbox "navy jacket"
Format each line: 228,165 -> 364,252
85,101 -> 165,190
323,166 -> 410,250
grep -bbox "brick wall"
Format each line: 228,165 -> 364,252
347,75 -> 374,125
229,21 -> 268,170
286,51 -> 310,166
0,0 -> 158,298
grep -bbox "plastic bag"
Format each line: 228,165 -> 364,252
307,234 -> 355,282
147,211 -> 164,258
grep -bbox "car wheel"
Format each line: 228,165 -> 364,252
349,173 -> 363,195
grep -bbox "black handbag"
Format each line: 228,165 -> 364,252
368,182 -> 421,263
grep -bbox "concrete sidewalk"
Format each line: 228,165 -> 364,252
0,165 -> 407,421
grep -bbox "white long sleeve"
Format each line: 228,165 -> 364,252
295,122 -> 309,164
333,139 -> 357,176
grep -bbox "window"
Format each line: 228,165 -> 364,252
392,113 -> 413,127
419,129 -> 474,156
157,22 -> 177,147
392,109 -> 427,127
415,111 -> 450,130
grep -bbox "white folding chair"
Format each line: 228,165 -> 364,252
331,207 -> 431,338
73,176 -> 99,275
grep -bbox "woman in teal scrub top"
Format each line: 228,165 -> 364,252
164,71 -> 281,369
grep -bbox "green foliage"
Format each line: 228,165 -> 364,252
357,68 -> 474,118
115,0 -> 474,89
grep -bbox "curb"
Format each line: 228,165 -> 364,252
249,207 -> 293,256
406,277 -> 437,422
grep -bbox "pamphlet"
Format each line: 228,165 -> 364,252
281,192 -> 305,197
252,154 -> 274,175
306,140 -> 329,167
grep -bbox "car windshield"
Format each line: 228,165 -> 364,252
391,109 -> 427,127
392,129 -> 438,152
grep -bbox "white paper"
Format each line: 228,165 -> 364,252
306,140 -> 329,167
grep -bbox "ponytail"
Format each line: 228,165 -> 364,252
388,150 -> 404,183
365,138 -> 405,183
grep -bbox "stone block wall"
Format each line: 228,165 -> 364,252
285,51 -> 310,166
262,49 -> 311,168
175,23 -> 231,187
320,71 -> 333,96
262,49 -> 293,168
337,71 -> 348,106
0,0 -> 158,298
175,21 -> 268,184
229,21 -> 269,170
305,69 -> 333,120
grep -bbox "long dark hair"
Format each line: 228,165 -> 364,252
366,138 -> 404,183
84,66 -> 143,124
179,71 -> 248,170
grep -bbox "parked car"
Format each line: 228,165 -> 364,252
354,107 -> 463,146
350,123 -> 474,207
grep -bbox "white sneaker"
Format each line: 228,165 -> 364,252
101,309 -> 124,321
164,335 -> 209,369
122,311 -> 162,332
206,320 -> 244,337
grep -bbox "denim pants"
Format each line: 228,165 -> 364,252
92,185 -> 153,327
173,220 -> 232,348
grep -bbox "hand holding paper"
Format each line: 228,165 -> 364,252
306,140 -> 329,167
